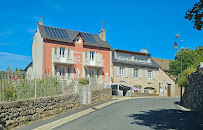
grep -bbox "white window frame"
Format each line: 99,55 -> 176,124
134,69 -> 138,77
148,70 -> 152,79
119,67 -> 124,77
90,51 -> 95,61
60,47 -> 65,57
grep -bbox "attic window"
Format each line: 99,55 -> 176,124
76,37 -> 82,43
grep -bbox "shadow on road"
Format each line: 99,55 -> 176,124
128,109 -> 203,130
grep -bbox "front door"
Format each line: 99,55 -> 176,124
89,69 -> 95,77
90,51 -> 95,65
167,84 -> 171,97
159,83 -> 163,96
59,67 -> 65,79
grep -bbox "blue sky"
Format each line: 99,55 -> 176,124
0,0 -> 202,71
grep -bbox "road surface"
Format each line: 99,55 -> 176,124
52,98 -> 203,130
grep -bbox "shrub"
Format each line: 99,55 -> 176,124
79,78 -> 89,85
177,66 -> 196,87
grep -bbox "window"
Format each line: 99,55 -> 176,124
134,69 -> 138,77
60,47 -> 65,57
90,51 -> 95,61
76,36 -> 82,43
144,89 -> 148,93
148,70 -> 152,79
66,67 -> 70,77
59,67 -> 65,79
90,69 -> 95,77
119,67 -> 124,77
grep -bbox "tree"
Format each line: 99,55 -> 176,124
185,0 -> 203,30
169,48 -> 196,77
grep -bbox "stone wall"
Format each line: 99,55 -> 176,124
0,88 -> 113,129
182,64 -> 203,112
0,94 -> 80,129
91,88 -> 112,104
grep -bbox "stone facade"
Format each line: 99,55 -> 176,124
0,88 -> 112,129
182,64 -> 203,112
113,65 -> 177,97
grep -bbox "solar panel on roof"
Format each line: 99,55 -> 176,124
44,26 -> 70,40
81,32 -> 97,43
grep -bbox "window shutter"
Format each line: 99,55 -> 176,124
116,67 -> 120,77
85,50 -> 88,59
145,70 -> 148,79
55,66 -> 57,76
54,46 -> 57,55
131,68 -> 134,77
97,52 -> 100,62
125,68 -> 128,78
68,48 -> 71,58
139,69 -> 142,79
153,70 -> 156,80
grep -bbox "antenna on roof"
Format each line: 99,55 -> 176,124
101,19 -> 104,30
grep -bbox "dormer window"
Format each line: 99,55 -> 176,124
76,36 -> 82,43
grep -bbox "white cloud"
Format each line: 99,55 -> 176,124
0,43 -> 17,46
0,52 -> 32,71
27,28 -> 36,34
0,29 -> 14,37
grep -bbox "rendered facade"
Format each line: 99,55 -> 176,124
26,21 -> 112,84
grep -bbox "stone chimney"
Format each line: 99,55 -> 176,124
140,49 -> 148,53
37,21 -> 43,25
99,29 -> 106,41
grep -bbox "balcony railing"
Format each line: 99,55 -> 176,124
53,51 -> 75,65
84,59 -> 104,68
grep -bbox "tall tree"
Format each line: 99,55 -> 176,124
169,48 -> 196,77
185,0 -> 203,30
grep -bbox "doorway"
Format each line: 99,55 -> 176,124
167,84 -> 171,97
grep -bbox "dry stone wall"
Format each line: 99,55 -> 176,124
0,94 -> 80,129
182,65 -> 203,112
91,88 -> 112,104
0,88 -> 112,129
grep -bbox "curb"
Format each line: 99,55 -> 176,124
176,104 -> 191,111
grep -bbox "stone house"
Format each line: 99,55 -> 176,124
25,21 -> 112,84
111,49 -> 177,97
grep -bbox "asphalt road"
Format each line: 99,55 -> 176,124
53,98 -> 203,130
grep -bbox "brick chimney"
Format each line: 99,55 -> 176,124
140,49 -> 148,53
99,29 -> 106,41
38,20 -> 43,25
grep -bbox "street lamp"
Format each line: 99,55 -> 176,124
174,34 -> 183,103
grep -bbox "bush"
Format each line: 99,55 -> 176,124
177,66 -> 196,87
79,78 -> 89,85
